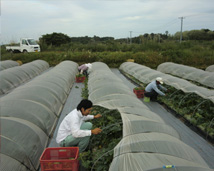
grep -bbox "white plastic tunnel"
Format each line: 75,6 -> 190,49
0,60 -> 19,71
0,61 -> 78,171
0,60 -> 49,95
120,62 -> 214,103
87,62 -> 212,171
206,65 -> 214,72
157,62 -> 214,88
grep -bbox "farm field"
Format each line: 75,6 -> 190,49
112,68 -> 214,169
47,67 -> 214,170
1,6 -> 214,169
119,62 -> 214,142
1,60 -> 213,171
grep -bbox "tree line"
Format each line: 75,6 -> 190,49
39,29 -> 214,47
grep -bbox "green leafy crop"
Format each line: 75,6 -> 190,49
123,71 -> 214,141
79,106 -> 122,171
158,85 -> 214,139
134,86 -> 145,90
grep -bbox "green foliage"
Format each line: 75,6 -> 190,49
157,85 -> 214,139
2,38 -> 214,69
174,29 -> 214,41
1,45 -> 7,54
80,80 -> 122,170
161,49 -> 188,64
39,32 -> 71,47
81,77 -> 88,99
80,106 -> 122,171
134,87 -> 145,90
187,29 -> 214,40
76,74 -> 85,78
70,36 -> 114,44
123,72 -> 214,140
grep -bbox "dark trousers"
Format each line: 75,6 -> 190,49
83,70 -> 88,77
144,90 -> 158,100
78,69 -> 88,77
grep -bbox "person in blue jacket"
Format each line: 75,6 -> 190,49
144,77 -> 167,101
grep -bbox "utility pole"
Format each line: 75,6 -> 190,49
129,31 -> 132,44
158,34 -> 161,43
179,17 -> 185,43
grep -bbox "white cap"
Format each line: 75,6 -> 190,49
156,77 -> 163,84
85,63 -> 92,69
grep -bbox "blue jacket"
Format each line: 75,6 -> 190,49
145,80 -> 167,96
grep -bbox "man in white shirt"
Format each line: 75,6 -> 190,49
144,77 -> 167,101
56,99 -> 102,152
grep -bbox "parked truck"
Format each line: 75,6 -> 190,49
6,38 -> 41,53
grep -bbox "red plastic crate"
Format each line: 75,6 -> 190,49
133,89 -> 144,98
40,147 -> 79,171
75,76 -> 86,83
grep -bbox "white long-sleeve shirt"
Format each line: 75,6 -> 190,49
56,109 -> 94,143
145,80 -> 167,96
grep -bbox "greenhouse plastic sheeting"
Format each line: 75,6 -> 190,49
110,153 -> 212,171
157,62 -> 214,88
113,133 -> 208,166
0,60 -> 19,71
1,117 -> 47,171
0,61 -> 78,171
1,153 -> 29,171
0,60 -> 49,95
88,62 -> 212,171
120,62 -> 214,103
206,65 -> 214,72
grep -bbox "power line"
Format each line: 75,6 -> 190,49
131,18 -> 179,35
128,13 -> 208,38
183,13 -> 207,18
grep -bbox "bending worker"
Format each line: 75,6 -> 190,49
144,77 -> 167,101
78,63 -> 92,77
56,99 -> 102,152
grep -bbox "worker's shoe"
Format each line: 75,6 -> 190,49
150,97 -> 157,102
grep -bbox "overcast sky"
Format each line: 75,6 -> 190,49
1,0 -> 214,44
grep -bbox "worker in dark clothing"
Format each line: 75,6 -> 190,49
144,77 -> 167,101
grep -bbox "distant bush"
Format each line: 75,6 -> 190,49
1,40 -> 214,69
39,32 -> 71,46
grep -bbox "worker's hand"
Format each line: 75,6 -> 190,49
91,128 -> 102,135
94,114 -> 102,119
